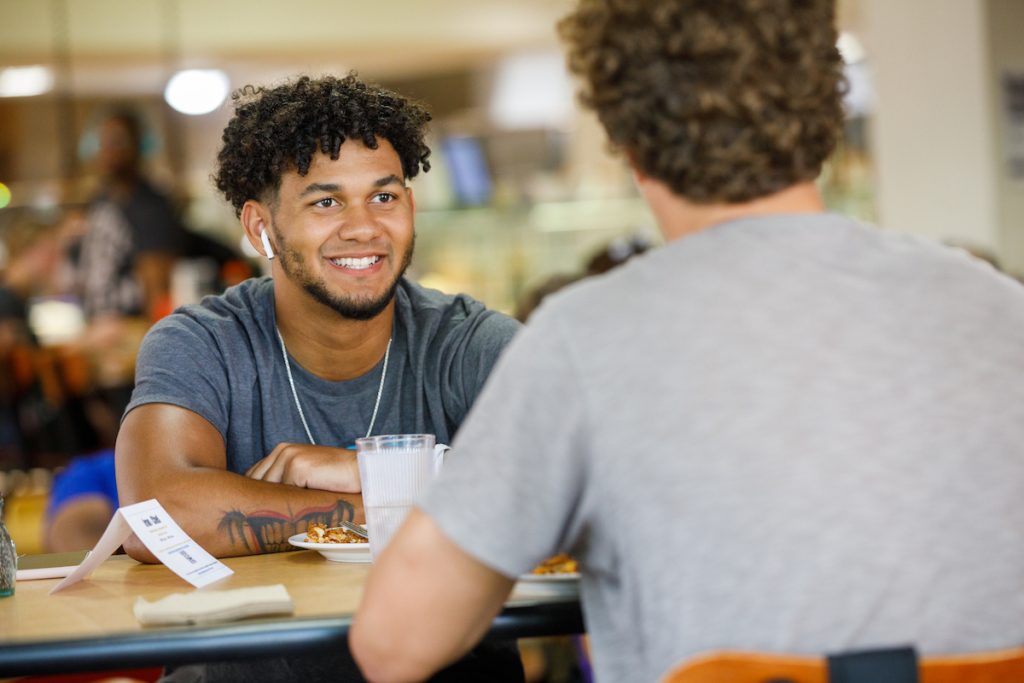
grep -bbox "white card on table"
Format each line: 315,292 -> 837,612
50,499 -> 232,594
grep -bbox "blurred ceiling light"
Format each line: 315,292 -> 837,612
28,298 -> 86,347
837,32 -> 866,65
164,69 -> 229,115
0,65 -> 54,97
489,51 -> 573,131
837,33 -> 872,117
843,61 -> 873,118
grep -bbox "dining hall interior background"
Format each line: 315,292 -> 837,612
0,0 -> 1022,579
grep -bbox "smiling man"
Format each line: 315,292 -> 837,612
115,74 -> 523,680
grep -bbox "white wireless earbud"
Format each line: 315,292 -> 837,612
260,230 -> 275,260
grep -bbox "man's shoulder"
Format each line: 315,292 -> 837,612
150,277 -> 273,342
529,257 -> 647,325
397,278 -> 518,330
395,279 -> 520,358
398,278 -> 481,313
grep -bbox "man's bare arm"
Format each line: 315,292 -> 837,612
45,495 -> 115,553
350,508 -> 514,683
115,403 -> 363,562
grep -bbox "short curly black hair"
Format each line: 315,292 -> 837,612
214,73 -> 432,216
558,0 -> 846,203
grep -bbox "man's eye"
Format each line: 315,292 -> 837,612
314,198 -> 338,208
371,192 -> 397,204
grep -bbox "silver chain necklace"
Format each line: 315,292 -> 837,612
275,326 -> 391,445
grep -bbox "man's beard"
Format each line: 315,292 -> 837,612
273,227 -> 414,321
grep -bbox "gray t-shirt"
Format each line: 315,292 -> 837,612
135,278 -> 524,682
126,276 -> 520,470
422,214 -> 1024,683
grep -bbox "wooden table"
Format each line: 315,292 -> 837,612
0,551 -> 583,676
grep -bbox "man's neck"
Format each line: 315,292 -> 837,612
641,180 -> 826,242
274,287 -> 395,382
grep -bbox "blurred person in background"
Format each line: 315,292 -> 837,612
351,1 -> 1024,681
0,216 -> 98,468
118,73 -> 523,682
1,218 -> 63,467
514,235 -> 650,324
514,272 -> 579,324
43,447 -> 116,552
0,218 -> 65,335
581,234 -> 650,278
75,108 -> 186,323
1,216 -> 124,558
55,108 -> 190,446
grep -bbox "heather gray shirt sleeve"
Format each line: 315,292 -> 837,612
420,306 -> 590,577
127,313 -> 232,440
439,307 -> 523,427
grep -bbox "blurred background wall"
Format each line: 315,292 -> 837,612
860,0 -> 1024,274
0,0 -> 651,315
2,0 -> 1022,307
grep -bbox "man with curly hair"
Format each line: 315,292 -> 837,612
352,2 -> 1024,682
116,74 -> 524,681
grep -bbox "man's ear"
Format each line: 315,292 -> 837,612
240,201 -> 273,259
624,150 -> 650,188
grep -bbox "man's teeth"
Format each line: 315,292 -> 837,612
332,256 -> 381,270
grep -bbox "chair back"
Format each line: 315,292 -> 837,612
662,647 -> 1024,683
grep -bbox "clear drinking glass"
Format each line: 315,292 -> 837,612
355,434 -> 444,560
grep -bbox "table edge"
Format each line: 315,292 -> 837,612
0,601 -> 584,676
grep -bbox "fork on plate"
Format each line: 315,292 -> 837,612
339,520 -> 368,539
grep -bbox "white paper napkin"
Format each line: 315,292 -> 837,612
134,584 -> 294,626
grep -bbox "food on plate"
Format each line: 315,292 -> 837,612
304,522 -> 366,544
530,553 -> 578,575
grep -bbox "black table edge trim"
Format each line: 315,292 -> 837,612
0,601 -> 584,676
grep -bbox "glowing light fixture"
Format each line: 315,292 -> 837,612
0,65 -> 54,97
0,182 -> 11,209
836,32 -> 872,116
164,69 -> 229,115
28,298 -> 86,346
837,32 -> 866,65
489,51 -> 573,131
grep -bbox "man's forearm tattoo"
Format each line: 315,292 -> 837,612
218,499 -> 355,554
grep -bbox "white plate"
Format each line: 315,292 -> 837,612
512,572 -> 580,598
288,532 -> 371,563
517,572 -> 580,583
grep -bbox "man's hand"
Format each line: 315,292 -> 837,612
246,444 -> 361,493
350,508 -> 514,682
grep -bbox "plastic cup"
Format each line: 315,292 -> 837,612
356,434 -> 445,560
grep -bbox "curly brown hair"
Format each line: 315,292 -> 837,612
214,73 -> 432,216
558,0 -> 846,203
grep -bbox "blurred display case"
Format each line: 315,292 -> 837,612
413,196 -> 657,315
